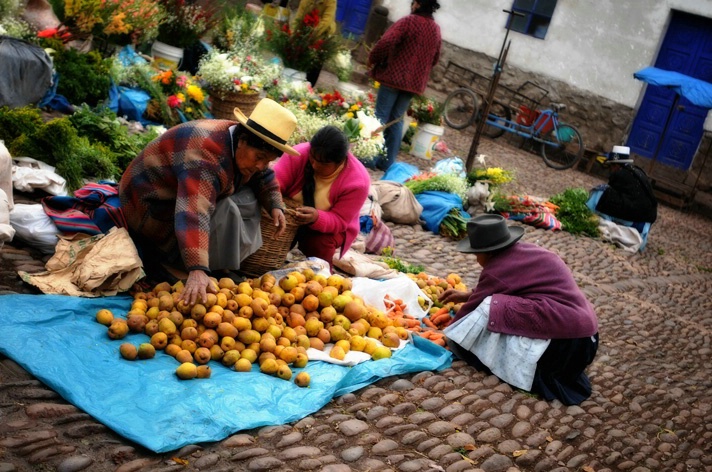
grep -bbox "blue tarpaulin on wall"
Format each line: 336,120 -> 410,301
0,294 -> 451,453
634,66 -> 712,109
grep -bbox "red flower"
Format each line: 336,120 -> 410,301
303,8 -> 320,27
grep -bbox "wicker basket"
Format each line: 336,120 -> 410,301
211,91 -> 261,120
239,198 -> 300,278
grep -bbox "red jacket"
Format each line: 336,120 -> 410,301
454,242 -> 598,340
368,13 -> 442,94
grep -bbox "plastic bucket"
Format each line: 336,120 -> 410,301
151,41 -> 183,70
411,123 -> 444,159
282,67 -> 307,83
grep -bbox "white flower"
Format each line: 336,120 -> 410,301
356,111 -> 382,139
476,153 -> 487,167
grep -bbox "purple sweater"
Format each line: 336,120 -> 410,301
454,242 -> 598,340
273,142 -> 370,257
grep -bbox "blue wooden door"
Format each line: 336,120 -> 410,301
336,0 -> 373,36
627,11 -> 712,170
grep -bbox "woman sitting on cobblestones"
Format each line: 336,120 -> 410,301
440,214 -> 599,405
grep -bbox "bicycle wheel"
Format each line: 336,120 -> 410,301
540,123 -> 584,170
482,102 -> 511,139
443,88 -> 479,130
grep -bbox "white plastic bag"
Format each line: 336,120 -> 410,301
0,188 -> 15,248
12,156 -> 67,196
0,141 -> 13,211
352,274 -> 432,319
9,203 -> 60,254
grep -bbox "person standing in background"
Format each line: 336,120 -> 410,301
292,0 -> 337,86
368,0 -> 442,171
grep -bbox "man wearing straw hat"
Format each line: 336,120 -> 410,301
120,98 -> 299,305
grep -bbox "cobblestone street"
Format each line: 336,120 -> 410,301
1,106 -> 711,471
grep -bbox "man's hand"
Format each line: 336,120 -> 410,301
438,289 -> 470,305
179,269 -> 218,306
271,208 -> 287,239
294,206 -> 318,225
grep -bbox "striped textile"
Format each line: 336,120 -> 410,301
499,195 -> 561,231
42,181 -> 126,235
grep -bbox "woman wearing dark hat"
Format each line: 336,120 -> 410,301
119,98 -> 299,305
440,214 -> 599,405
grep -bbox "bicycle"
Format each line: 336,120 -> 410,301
443,73 -> 584,170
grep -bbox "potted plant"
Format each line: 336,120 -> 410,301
264,9 -> 338,81
408,95 -> 445,160
152,0 -> 217,70
58,0 -> 166,52
197,50 -> 281,119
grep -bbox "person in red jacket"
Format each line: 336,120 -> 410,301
368,0 -> 442,171
440,214 -> 599,405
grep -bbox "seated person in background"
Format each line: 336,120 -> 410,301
440,214 -> 599,406
119,98 -> 298,305
273,125 -> 370,269
587,145 -> 657,227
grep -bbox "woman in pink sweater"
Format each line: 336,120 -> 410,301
273,126 -> 370,269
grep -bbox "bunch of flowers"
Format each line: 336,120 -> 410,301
327,48 -> 354,82
59,0 -> 166,46
264,8 -> 339,72
408,95 -> 443,126
197,51 -> 281,99
155,0 -> 217,49
466,167 -> 515,187
212,5 -> 264,54
148,69 -> 210,125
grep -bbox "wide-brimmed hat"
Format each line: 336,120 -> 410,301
456,214 -> 524,253
604,145 -> 633,166
234,98 -> 299,156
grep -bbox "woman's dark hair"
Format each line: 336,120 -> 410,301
413,0 -> 440,15
232,125 -> 282,156
302,125 -> 349,207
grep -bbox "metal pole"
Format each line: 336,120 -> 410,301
465,9 -> 525,172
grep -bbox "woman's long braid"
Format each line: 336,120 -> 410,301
303,162 -> 316,207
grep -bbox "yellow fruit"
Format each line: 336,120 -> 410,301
196,365 -> 212,379
108,319 -> 129,340
371,346 -> 392,360
335,339 -> 351,354
240,348 -> 258,364
137,343 -> 156,359
276,365 -> 292,381
150,332 -> 169,350
176,362 -> 198,380
260,358 -> 279,375
329,345 -> 346,361
381,332 -> 401,348
363,339 -> 378,355
349,335 -> 367,352
293,352 -> 308,368
222,349 -> 241,366
165,344 -> 182,357
235,357 -> 253,372
119,343 -> 137,360
96,309 -> 114,326
294,371 -> 310,387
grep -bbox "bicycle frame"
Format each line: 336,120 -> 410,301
484,106 -> 561,145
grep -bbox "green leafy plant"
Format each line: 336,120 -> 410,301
548,187 -> 600,237
404,173 -> 469,202
0,106 -> 44,146
50,47 -> 113,107
380,247 -> 424,274
440,208 -> 469,240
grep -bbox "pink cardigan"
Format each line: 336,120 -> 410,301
273,142 -> 370,258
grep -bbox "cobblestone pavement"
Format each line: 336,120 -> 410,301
2,120 -> 712,472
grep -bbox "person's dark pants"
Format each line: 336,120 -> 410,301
447,333 -> 599,405
373,85 -> 414,171
306,65 -> 323,88
291,226 -> 345,270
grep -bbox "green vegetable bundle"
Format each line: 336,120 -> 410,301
439,208 -> 469,240
549,188 -> 600,237
404,174 -> 468,202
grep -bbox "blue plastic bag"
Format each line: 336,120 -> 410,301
381,162 -> 419,183
108,84 -> 152,124
416,190 -> 468,234
432,157 -> 466,178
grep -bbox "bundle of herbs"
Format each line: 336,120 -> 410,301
380,247 -> 424,274
440,208 -> 469,240
404,173 -> 468,202
548,187 -> 600,237
47,45 -> 113,107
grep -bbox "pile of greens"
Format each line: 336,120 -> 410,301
549,188 -> 600,237
380,247 -> 424,274
404,174 -> 468,202
440,208 -> 469,240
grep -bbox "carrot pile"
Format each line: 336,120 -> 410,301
384,295 -> 449,348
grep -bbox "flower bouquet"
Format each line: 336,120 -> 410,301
197,50 -> 281,118
212,4 -> 265,54
59,0 -> 166,48
155,0 -> 217,49
264,8 -> 338,73
408,95 -> 443,126
327,48 -> 354,82
466,167 -> 515,187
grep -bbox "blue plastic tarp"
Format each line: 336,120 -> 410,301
416,190 -> 469,234
634,66 -> 712,109
381,162 -> 419,184
0,294 -> 451,453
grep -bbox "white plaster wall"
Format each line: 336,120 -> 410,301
381,0 -> 712,108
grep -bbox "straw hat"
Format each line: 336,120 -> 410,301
456,214 -> 524,253
233,98 -> 299,156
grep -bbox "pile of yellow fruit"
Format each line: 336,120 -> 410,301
408,272 -> 467,315
96,269 -> 409,385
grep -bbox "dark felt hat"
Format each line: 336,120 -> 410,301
456,214 -> 524,253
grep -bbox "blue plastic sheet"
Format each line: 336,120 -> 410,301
381,162 -> 419,183
416,190 -> 469,234
634,67 -> 712,108
108,84 -> 152,124
0,294 -> 451,453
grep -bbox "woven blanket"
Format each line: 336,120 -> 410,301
498,195 -> 561,231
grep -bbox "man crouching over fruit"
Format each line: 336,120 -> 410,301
119,99 -> 299,306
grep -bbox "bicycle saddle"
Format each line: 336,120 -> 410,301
551,103 -> 567,112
